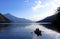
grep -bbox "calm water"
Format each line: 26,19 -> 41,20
0,23 -> 60,39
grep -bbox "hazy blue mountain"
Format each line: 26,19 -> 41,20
0,13 -> 11,23
37,14 -> 56,22
4,13 -> 32,23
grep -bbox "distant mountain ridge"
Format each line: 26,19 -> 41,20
0,13 -> 11,23
4,13 -> 32,23
37,14 -> 56,22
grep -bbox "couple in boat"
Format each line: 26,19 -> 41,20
34,28 -> 42,36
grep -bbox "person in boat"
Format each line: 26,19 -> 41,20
34,28 -> 42,36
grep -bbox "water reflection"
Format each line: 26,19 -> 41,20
0,24 -> 8,27
0,23 -> 60,39
40,24 -> 58,32
25,23 -> 60,39
0,24 -> 9,31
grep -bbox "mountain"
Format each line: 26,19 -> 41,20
37,14 -> 56,22
52,10 -> 60,32
0,13 -> 11,23
4,13 -> 32,23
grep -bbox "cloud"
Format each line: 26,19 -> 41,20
32,0 -> 60,11
45,0 -> 60,10
30,0 -> 60,21
32,0 -> 44,11
29,10 -> 55,21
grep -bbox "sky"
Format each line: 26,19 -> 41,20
0,0 -> 60,21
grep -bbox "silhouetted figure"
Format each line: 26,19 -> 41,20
34,28 -> 42,36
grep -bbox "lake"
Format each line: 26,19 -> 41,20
0,23 -> 60,39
